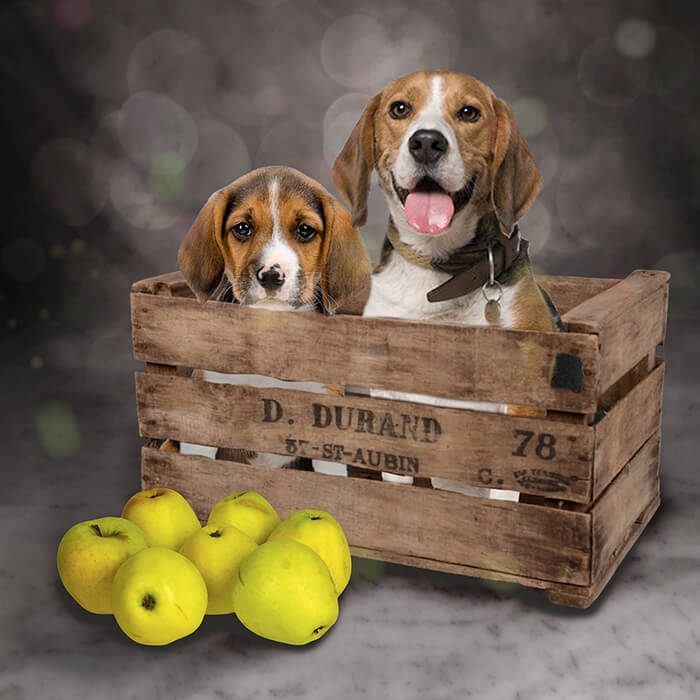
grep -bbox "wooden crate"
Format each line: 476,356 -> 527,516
130,269 -> 669,608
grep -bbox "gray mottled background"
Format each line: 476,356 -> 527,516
2,1 -> 700,698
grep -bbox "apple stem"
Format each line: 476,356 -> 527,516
90,523 -> 103,536
209,530 -> 223,538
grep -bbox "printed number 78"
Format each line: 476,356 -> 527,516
512,430 -> 556,460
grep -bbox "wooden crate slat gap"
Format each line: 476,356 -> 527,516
131,292 -> 600,412
135,370 -> 596,502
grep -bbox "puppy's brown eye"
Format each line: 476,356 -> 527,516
389,101 -> 412,119
295,223 -> 317,242
456,105 -> 480,122
231,222 -> 252,241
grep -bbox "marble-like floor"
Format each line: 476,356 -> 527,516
2,320 -> 699,700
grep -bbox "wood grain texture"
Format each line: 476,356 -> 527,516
131,271 -> 194,297
535,274 -> 619,316
131,292 -> 600,411
140,447 -> 591,584
135,372 -> 595,501
131,270 -> 620,316
593,360 -> 664,501
590,431 -> 660,581
561,270 -> 669,332
594,286 -> 669,392
546,493 -> 660,608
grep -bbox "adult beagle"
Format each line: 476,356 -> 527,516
332,71 -> 562,499
173,166 -> 371,470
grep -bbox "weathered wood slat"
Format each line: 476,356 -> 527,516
546,433 -> 661,607
131,271 -> 194,297
350,545 -> 551,590
141,447 -> 591,585
535,274 -> 619,316
595,286 -> 668,393
561,270 -> 669,332
591,432 -> 660,581
546,492 -> 660,608
593,361 -> 664,501
562,270 -> 669,394
131,293 -> 600,411
131,270 -> 621,316
135,372 -> 595,502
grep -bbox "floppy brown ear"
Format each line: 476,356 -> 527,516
319,196 -> 371,315
178,190 -> 228,302
331,93 -> 381,228
490,98 -> 542,237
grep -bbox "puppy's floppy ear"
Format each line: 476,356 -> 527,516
331,92 -> 381,228
489,98 -> 542,238
319,195 -> 371,315
178,190 -> 228,302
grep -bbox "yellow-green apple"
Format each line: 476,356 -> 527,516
111,547 -> 208,645
232,540 -> 338,645
57,516 -> 148,614
121,487 -> 200,549
267,509 -> 351,596
207,491 -> 280,544
179,525 -> 258,614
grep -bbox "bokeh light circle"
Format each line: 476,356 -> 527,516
320,8 -> 456,92
512,97 -> 549,140
578,37 -> 648,107
615,18 -> 656,59
253,85 -> 289,117
149,153 -> 187,201
52,0 -> 93,31
31,138 -> 108,226
127,29 -> 215,111
35,400 -> 81,459
2,238 -> 46,282
116,91 -> 198,167
320,15 -> 394,90
256,120 -> 322,181
187,117 -> 251,204
323,93 -> 371,168
110,160 -> 185,230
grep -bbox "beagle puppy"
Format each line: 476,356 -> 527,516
174,166 -> 371,470
332,71 -> 561,500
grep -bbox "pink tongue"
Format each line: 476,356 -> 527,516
404,191 -> 455,234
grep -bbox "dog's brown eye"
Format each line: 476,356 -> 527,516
456,105 -> 480,123
389,101 -> 412,119
295,223 -> 317,242
231,222 -> 252,241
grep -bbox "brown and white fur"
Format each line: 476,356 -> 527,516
176,166 -> 371,471
332,71 -> 559,499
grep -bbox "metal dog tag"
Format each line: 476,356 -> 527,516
484,299 -> 501,324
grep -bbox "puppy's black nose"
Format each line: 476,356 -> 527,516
408,129 -> 448,164
256,264 -> 285,290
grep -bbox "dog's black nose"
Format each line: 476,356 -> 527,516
408,129 -> 448,164
256,264 -> 285,290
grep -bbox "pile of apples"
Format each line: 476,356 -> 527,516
57,487 -> 351,646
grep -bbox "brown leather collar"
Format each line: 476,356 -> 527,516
383,218 -> 526,303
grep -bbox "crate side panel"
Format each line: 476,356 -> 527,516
141,447 -> 591,585
136,372 -> 595,501
593,360 -> 664,500
534,275 -> 619,316
591,432 -> 661,580
561,270 -> 669,333
595,286 -> 669,393
131,293 -> 599,411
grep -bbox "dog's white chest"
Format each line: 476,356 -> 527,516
364,254 -> 517,327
